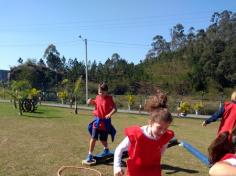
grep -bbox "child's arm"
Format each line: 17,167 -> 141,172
160,144 -> 168,155
105,107 -> 117,118
114,137 -> 130,176
87,98 -> 96,105
202,106 -> 224,126
105,97 -> 117,118
209,161 -> 236,176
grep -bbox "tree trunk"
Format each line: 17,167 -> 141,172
70,99 -> 73,109
13,99 -> 17,109
18,99 -> 22,116
74,97 -> 78,114
128,104 -> 131,111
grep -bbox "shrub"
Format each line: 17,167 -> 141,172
177,101 -> 191,114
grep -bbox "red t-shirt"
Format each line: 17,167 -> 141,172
125,126 -> 174,176
92,95 -> 115,130
220,153 -> 236,161
218,102 -> 236,134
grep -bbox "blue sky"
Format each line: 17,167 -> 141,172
0,0 -> 236,70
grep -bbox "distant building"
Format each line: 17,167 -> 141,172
0,70 -> 9,82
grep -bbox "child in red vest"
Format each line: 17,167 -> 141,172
86,82 -> 117,162
208,126 -> 236,175
202,91 -> 236,135
114,90 -> 174,176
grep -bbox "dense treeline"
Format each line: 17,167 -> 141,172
9,10 -> 236,96
145,10 -> 236,95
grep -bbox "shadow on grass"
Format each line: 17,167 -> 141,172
22,111 -> 63,119
98,161 -> 199,175
162,164 -> 199,174
23,114 -> 63,118
32,111 -> 44,114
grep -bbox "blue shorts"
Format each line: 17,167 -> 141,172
91,128 -> 108,141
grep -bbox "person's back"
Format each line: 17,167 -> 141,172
218,102 -> 236,134
202,91 -> 236,135
208,126 -> 236,175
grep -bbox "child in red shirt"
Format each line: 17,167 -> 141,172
202,91 -> 236,135
86,82 -> 117,162
114,90 -> 174,176
208,126 -> 236,175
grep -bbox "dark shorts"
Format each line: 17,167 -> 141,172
91,128 -> 108,141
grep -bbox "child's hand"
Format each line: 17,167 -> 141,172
114,169 -> 124,176
105,114 -> 111,119
87,98 -> 92,105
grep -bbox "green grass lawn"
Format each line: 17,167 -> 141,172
0,102 -> 219,176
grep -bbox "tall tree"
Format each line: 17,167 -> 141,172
38,58 -> 46,67
67,58 -> 85,83
17,57 -> 23,64
89,60 -> 97,81
74,77 -> 82,114
151,35 -> 170,57
43,44 -> 63,71
170,23 -> 186,50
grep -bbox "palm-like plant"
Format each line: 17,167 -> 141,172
126,94 -> 135,111
7,80 -> 31,115
74,77 -> 82,114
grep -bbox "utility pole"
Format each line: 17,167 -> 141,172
79,35 -> 88,104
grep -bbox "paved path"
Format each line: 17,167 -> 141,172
0,99 -> 210,119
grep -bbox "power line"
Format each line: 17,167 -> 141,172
89,40 -> 149,47
0,41 -> 78,47
0,9 -> 233,28
0,18 -> 211,33
0,39 -> 150,48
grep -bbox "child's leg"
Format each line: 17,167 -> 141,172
101,140 -> 108,148
100,130 -> 109,150
85,138 -> 96,162
89,128 -> 99,154
89,138 -> 96,153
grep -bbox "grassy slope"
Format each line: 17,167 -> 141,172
145,58 -> 191,84
0,102 -> 218,176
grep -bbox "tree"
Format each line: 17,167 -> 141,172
170,23 -> 186,50
151,35 -> 170,57
43,44 -> 63,71
57,79 -> 69,104
17,57 -> 23,64
38,58 -> 46,67
89,60 -> 97,81
145,49 -> 156,60
8,80 -> 31,115
57,91 -> 67,104
187,27 -> 195,42
74,77 -> 82,114
126,94 -> 135,111
43,44 -> 60,59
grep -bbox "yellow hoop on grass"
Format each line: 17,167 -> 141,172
57,166 -> 102,176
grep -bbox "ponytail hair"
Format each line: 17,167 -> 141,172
98,82 -> 108,91
208,131 -> 233,165
145,89 -> 167,112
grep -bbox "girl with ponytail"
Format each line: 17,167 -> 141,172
208,126 -> 236,175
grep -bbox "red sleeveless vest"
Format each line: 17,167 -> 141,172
220,153 -> 236,161
218,102 -> 236,134
125,126 -> 174,176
